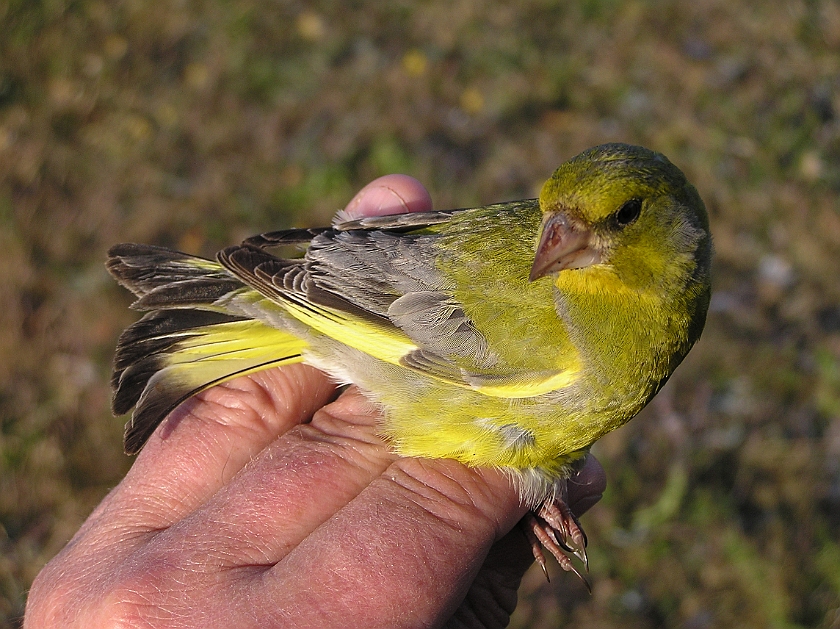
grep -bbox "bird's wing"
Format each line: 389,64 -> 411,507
218,202 -> 579,397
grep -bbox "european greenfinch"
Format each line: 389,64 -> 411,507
108,143 -> 711,581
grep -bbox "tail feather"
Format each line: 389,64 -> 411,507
108,244 -> 308,454
113,309 -> 243,378
108,243 -> 233,299
112,310 -> 245,411
121,319 -> 307,454
132,278 -> 245,310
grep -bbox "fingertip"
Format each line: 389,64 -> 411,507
343,174 -> 433,219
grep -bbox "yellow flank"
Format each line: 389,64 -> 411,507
379,382 -> 594,476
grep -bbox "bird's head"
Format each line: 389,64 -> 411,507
531,143 -> 711,301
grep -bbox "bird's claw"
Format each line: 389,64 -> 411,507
522,496 -> 591,592
537,499 -> 588,568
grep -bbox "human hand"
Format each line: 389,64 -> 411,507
25,175 -> 606,629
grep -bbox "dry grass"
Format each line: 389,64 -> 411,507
2,1 -> 839,627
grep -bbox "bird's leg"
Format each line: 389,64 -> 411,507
522,480 -> 591,591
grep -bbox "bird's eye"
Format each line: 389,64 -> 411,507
614,198 -> 642,227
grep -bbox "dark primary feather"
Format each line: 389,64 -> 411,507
242,227 -> 331,249
217,244 -> 288,298
132,278 -> 242,310
219,239 -> 396,325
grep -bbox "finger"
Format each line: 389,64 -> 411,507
28,366 -> 339,628
450,525 -> 534,629
342,174 -> 433,218
135,388 -> 397,568
88,365 -> 337,536
567,455 -> 606,516
251,456 -> 526,627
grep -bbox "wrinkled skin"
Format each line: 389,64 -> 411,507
25,175 -> 606,629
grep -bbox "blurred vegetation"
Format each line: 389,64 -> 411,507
1,0 -> 839,627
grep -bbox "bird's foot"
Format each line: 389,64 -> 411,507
523,496 -> 590,591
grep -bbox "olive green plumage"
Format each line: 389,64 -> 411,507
108,143 -> 711,505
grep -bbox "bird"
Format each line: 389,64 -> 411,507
107,143 -> 712,584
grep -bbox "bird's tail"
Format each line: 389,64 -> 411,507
107,244 -> 307,454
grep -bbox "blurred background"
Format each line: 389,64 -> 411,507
1,0 -> 839,627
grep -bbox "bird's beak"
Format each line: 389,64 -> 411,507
529,211 -> 601,281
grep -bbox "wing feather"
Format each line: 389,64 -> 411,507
216,203 -> 573,395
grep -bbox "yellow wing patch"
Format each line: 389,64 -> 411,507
280,298 -> 419,364
401,348 -> 582,398
471,368 -> 581,398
